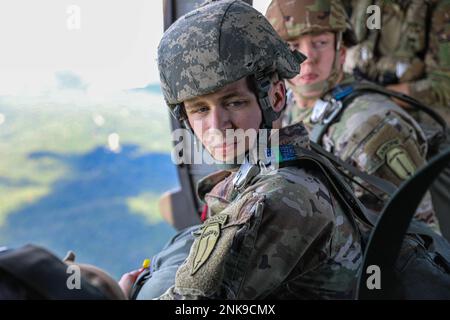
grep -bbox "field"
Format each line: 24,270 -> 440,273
0,87 -> 179,278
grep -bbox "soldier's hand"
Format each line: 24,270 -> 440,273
118,269 -> 145,298
387,83 -> 410,95
386,83 -> 412,108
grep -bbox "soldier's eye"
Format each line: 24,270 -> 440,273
226,100 -> 245,108
189,106 -> 209,114
314,40 -> 329,49
197,106 -> 209,113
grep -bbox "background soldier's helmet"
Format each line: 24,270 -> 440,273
157,0 -> 306,127
265,0 -> 356,46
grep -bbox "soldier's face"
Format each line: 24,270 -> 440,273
183,78 -> 262,162
287,32 -> 344,98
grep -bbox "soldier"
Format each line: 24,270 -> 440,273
344,0 -> 450,121
151,0 -> 363,299
265,0 -> 440,231
343,0 -> 450,240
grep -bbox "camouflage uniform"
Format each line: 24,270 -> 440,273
266,0 -> 439,231
157,0 -> 363,299
159,123 -> 362,299
283,76 -> 437,227
344,0 -> 450,122
343,0 -> 450,238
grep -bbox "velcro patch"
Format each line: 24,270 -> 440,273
385,147 -> 416,180
377,139 -> 416,180
190,213 -> 228,275
191,223 -> 221,275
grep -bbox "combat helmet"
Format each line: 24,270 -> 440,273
265,0 -> 355,45
157,0 -> 306,129
266,0 -> 356,98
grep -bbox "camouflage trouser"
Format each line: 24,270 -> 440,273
131,224 -> 199,300
430,128 -> 450,241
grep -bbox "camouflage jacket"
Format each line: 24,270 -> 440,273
159,123 -> 362,299
344,0 -> 450,121
282,75 -> 439,231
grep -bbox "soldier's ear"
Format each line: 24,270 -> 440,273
269,80 -> 286,113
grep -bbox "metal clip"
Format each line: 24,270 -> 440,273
323,99 -> 343,124
311,99 -> 332,124
232,162 -> 260,193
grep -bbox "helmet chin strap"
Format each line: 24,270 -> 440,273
253,69 -> 281,130
288,32 -> 343,102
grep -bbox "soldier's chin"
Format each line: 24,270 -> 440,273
300,88 -> 323,99
210,145 -> 247,165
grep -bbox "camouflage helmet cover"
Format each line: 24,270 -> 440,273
266,0 -> 355,44
157,0 -> 305,107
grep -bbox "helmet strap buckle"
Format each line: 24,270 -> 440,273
254,69 -> 280,129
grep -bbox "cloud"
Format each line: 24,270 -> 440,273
55,71 -> 88,91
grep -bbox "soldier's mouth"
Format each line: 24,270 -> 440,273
212,142 -> 238,151
300,73 -> 319,83
211,141 -> 246,159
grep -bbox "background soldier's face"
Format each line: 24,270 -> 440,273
183,78 -> 262,162
287,31 -> 339,97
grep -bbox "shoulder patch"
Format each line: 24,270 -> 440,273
377,139 -> 416,180
191,214 -> 228,275
385,147 -> 416,180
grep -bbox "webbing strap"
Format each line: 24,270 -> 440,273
311,82 -> 447,146
310,141 -> 397,196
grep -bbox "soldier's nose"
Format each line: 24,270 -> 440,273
209,107 -> 230,131
300,45 -> 318,64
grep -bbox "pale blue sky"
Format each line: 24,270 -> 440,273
0,0 -> 271,96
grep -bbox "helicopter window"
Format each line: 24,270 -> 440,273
0,1 -> 178,279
